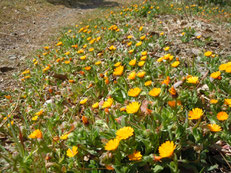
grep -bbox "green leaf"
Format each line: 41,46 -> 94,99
152,165 -> 164,173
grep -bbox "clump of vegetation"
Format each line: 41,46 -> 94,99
1,0 -> 231,172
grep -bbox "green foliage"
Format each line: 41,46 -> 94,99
0,0 -> 231,172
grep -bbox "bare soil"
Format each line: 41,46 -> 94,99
0,0 -> 129,91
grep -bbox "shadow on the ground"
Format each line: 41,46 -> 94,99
47,0 -> 119,9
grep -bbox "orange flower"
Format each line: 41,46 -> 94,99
128,71 -> 136,80
210,71 -> 221,79
169,86 -> 177,96
217,112 -> 229,121
144,80 -> 152,86
162,76 -> 170,86
128,87 -> 141,97
129,59 -> 136,66
105,138 -> 120,151
113,66 -> 124,76
168,100 -> 181,107
85,66 -> 91,71
82,116 -> 88,124
128,151 -> 142,161
208,124 -> 222,132
159,141 -> 176,158
28,129 -> 43,139
137,71 -> 146,78
210,99 -> 218,104
149,88 -> 161,97
105,165 -> 114,170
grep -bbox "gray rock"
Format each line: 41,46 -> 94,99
8,55 -> 17,60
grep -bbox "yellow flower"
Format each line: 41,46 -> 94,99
114,62 -> 121,67
164,46 -> 170,51
160,32 -> 164,36
210,71 -> 221,79
21,69 -> 30,75
128,71 -> 136,80
67,146 -> 78,157
210,99 -> 218,104
157,57 -> 164,62
207,124 -> 222,132
145,80 -> 152,86
163,54 -> 171,60
128,87 -> 141,97
28,129 -> 43,139
44,46 -> 50,50
102,98 -> 113,108
141,56 -> 147,61
80,98 -> 88,105
136,41 -> 142,47
137,71 -> 146,78
149,88 -> 161,97
128,151 -> 142,161
60,133 -> 69,140
128,49 -> 134,54
140,35 -> 146,40
219,63 -> 230,71
109,45 -> 116,51
65,51 -> 70,55
80,55 -> 86,60
120,107 -> 126,112
225,65 -> 231,73
139,26 -> 143,31
92,102 -> 99,109
32,116 -> 38,121
116,126 -> 134,140
187,76 -> 199,84
171,61 -> 180,67
217,112 -> 229,121
7,121 -> 14,127
127,41 -> 132,47
141,51 -> 147,56
105,138 -> 120,151
77,49 -> 84,54
56,41 -> 63,46
129,59 -> 136,66
159,141 -> 176,158
64,60 -> 70,64
138,61 -> 145,67
188,108 -> 203,120
43,66 -> 51,73
35,109 -> 43,116
89,48 -> 94,52
126,102 -> 140,114
127,35 -> 133,39
224,99 -> 231,106
204,51 -> 212,57
113,66 -> 124,76
95,61 -> 101,65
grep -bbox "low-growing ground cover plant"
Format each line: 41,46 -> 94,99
0,0 -> 231,172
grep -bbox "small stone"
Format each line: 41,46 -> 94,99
192,48 -> 200,55
8,55 -> 17,60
